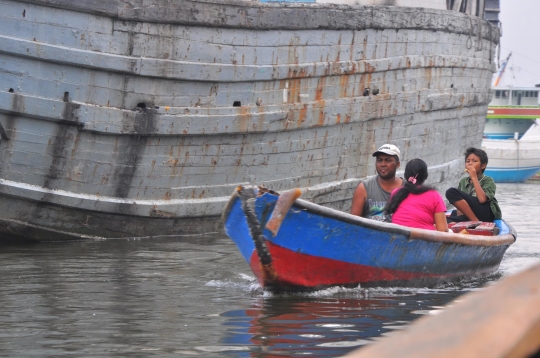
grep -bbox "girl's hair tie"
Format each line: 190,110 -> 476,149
408,174 -> 418,185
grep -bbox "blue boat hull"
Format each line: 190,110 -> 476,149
223,187 -> 516,291
485,167 -> 540,183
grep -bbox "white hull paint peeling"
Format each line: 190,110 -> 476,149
0,0 -> 498,241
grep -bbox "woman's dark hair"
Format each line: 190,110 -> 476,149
464,147 -> 488,173
384,158 -> 433,215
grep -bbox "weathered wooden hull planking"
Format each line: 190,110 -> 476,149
0,0 -> 499,241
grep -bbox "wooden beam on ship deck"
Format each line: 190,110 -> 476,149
345,262 -> 540,358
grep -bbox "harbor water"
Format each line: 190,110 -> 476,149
1,183 -> 539,357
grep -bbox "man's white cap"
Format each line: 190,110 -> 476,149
372,144 -> 400,161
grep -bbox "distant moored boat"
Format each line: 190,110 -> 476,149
483,119 -> 540,182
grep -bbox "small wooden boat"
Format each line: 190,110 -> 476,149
222,186 -> 516,292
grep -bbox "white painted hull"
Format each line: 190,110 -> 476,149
482,121 -> 540,182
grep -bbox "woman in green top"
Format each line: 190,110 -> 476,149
446,147 -> 502,222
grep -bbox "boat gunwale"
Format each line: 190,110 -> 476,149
271,195 -> 516,247
10,0 -> 500,42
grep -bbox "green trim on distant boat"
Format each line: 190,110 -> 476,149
486,115 -> 539,119
487,106 -> 540,119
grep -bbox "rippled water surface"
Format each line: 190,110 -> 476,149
1,183 -> 539,357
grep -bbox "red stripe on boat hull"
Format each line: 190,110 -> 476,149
249,241 -> 441,289
489,107 -> 540,116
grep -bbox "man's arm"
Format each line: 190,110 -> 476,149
350,182 -> 367,217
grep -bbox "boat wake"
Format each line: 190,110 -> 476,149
205,273 -> 264,295
206,271 -> 504,299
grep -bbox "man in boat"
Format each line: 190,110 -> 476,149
350,144 -> 404,221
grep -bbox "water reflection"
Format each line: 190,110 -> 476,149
0,183 -> 539,357
219,289 -> 466,357
496,183 -> 540,276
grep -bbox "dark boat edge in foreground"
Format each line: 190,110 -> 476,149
345,261 -> 540,358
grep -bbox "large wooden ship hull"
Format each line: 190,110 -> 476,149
0,0 -> 499,241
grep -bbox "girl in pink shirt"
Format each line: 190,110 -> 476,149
384,159 -> 448,232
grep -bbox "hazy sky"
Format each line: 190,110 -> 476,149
496,0 -> 540,87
